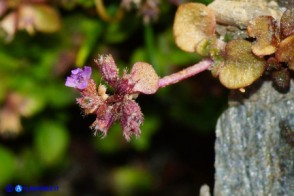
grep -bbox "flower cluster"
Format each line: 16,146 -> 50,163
65,54 -> 159,141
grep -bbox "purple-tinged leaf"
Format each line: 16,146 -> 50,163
130,62 -> 159,94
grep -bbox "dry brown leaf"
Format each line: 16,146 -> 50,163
280,8 -> 294,39
275,35 -> 294,70
131,62 -> 159,94
247,16 -> 279,56
173,3 -> 216,53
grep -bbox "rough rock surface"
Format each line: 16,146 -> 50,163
214,80 -> 294,195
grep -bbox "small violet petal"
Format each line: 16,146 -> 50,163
65,66 -> 92,90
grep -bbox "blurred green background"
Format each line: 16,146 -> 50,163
0,0 -> 227,195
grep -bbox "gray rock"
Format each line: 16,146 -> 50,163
214,81 -> 294,195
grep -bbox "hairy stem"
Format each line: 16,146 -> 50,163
158,59 -> 213,88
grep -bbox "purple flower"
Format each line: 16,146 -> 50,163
69,55 -> 160,141
65,66 -> 92,90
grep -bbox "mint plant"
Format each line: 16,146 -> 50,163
66,53 -> 213,140
66,2 -> 294,141
66,55 -> 157,141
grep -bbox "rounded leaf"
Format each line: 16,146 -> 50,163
112,167 -> 152,195
17,149 -> 42,182
0,146 -> 16,185
19,4 -> 61,34
130,62 -> 159,94
280,8 -> 294,39
33,4 -> 61,32
173,3 -> 216,52
275,35 -> 294,70
219,40 -> 266,89
0,12 -> 17,40
34,122 -> 69,165
247,16 -> 279,56
0,109 -> 22,134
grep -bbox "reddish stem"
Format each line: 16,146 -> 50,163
158,58 -> 213,88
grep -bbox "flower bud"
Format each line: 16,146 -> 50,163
94,54 -> 119,87
119,100 -> 143,141
91,104 -> 115,137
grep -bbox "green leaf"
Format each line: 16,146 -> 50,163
34,121 -> 69,166
16,149 -> 42,183
31,4 -> 61,33
0,146 -> 16,185
112,167 -> 152,195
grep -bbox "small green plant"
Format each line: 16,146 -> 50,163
66,3 -> 294,141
